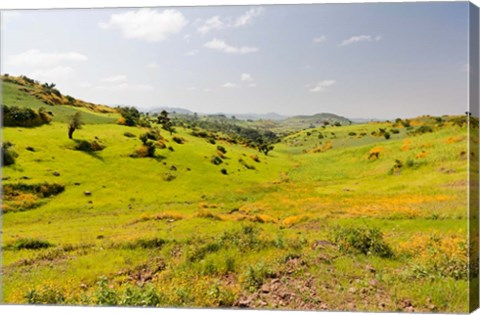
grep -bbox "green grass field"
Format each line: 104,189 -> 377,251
1,79 -> 473,312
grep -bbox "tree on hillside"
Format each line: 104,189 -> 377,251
117,106 -> 141,126
158,110 -> 175,135
68,112 -> 83,139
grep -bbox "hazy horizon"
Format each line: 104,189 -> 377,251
1,3 -> 470,119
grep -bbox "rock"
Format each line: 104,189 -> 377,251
348,287 -> 357,294
369,279 -> 379,287
257,300 -> 267,307
260,283 -> 270,293
53,171 -> 60,176
238,297 -> 252,308
84,191 -> 92,196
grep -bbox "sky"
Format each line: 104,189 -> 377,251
0,2 -> 471,118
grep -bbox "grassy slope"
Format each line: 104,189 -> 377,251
0,85 -> 471,312
2,81 -> 119,124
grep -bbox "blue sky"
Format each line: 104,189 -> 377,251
0,2 -> 470,118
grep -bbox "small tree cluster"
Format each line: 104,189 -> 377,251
117,106 -> 141,126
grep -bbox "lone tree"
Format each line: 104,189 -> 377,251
158,110 -> 175,135
68,112 -> 83,139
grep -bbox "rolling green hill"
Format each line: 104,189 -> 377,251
0,77 -> 474,312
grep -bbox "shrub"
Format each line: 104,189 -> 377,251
348,132 -> 357,136
330,226 -> 393,258
217,145 -> 227,154
414,125 -> 433,134
95,277 -> 119,306
211,155 -> 223,165
123,132 -> 136,138
139,129 -> 161,144
172,136 -> 185,144
163,172 -> 176,181
389,159 -> 403,175
250,154 -> 260,163
384,132 -> 391,140
6,238 -> 53,250
3,105 -> 51,127
123,238 -> 167,249
196,209 -> 222,221
220,168 -> 228,175
25,285 -> 65,304
2,142 -> 18,166
242,263 -> 275,292
74,140 -> 105,152
390,128 -> 400,134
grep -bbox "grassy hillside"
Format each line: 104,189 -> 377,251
2,75 -> 119,124
1,82 -> 474,312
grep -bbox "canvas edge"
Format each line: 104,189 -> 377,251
469,1 -> 480,314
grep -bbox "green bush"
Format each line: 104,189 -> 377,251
172,136 -> 185,144
3,105 -> 52,127
2,142 -> 18,166
211,155 -> 223,165
6,238 -> 54,250
122,238 -> 167,249
242,263 -> 275,292
74,140 -> 105,152
414,125 -> 433,134
25,286 -> 65,304
217,145 -> 227,154
123,132 -> 136,138
330,226 -> 393,258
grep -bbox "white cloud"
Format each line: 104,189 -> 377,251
198,16 -> 225,35
234,7 -> 264,27
147,62 -> 160,69
186,87 -> 197,91
6,49 -> 87,67
241,73 -> 253,81
29,66 -> 74,82
101,74 -> 127,83
307,80 -> 336,93
96,83 -> 153,91
99,8 -> 188,42
204,38 -> 258,54
185,49 -> 198,56
197,7 -> 263,35
222,82 -> 237,88
313,35 -> 326,44
341,35 -> 382,46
